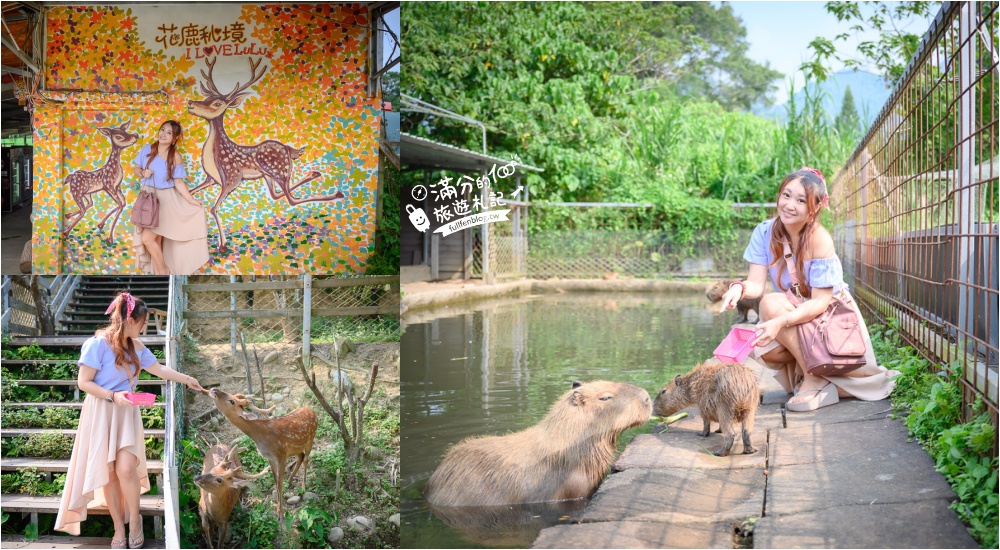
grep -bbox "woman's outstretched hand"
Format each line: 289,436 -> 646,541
719,285 -> 742,313
184,375 -> 204,392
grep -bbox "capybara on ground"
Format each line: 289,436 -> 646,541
705,279 -> 761,324
653,363 -> 758,457
425,380 -> 652,507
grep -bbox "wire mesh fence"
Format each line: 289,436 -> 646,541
524,204 -> 771,279
180,275 -> 400,359
830,2 -> 998,422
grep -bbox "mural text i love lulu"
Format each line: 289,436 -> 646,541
34,4 -> 379,274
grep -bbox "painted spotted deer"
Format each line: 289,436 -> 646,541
62,120 -> 139,243
186,57 -> 345,251
194,442 -> 271,549
206,388 -> 318,518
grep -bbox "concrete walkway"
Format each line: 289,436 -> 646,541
1,203 -> 32,274
533,356 -> 980,549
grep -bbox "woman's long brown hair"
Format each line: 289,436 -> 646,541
145,120 -> 183,182
769,169 -> 828,297
97,293 -> 149,379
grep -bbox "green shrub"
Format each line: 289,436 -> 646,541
871,321 -> 999,548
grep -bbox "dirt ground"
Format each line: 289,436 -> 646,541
178,338 -> 400,547
182,340 -> 399,431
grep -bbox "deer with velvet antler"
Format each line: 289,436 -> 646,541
186,57 -> 344,251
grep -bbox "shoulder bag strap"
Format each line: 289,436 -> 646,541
782,241 -> 806,300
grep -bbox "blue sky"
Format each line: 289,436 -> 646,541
383,7 -> 400,72
723,1 -> 938,103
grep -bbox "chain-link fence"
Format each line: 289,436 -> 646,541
472,203 -> 772,281
831,2 -> 998,423
179,275 -> 400,376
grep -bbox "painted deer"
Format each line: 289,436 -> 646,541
62,120 -> 139,243
207,388 -> 318,518
194,442 -> 271,549
186,57 -> 345,251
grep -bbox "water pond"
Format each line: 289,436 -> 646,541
400,291 -> 739,548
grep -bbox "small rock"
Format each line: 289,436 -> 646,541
303,491 -> 318,502
271,489 -> 277,499
281,386 -> 291,395
271,393 -> 284,403
389,513 -> 400,529
262,351 -> 281,365
287,495 -> 301,505
327,527 -> 344,544
346,516 -> 371,533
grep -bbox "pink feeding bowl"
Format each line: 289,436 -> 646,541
125,392 -> 157,406
713,327 -> 758,364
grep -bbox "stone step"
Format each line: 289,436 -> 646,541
4,402 -> 164,409
2,429 -> 165,438
0,494 -> 164,516
1,458 -> 164,474
7,336 -> 165,347
8,379 -> 166,387
0,535 -> 167,549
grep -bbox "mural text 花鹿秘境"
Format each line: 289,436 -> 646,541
35,3 -> 379,275
155,21 -> 272,60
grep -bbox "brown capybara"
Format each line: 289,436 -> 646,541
706,279 -> 761,324
653,363 -> 758,457
425,380 -> 652,507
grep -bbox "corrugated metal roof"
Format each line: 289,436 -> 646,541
401,132 -> 543,174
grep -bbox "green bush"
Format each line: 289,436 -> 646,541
2,434 -> 75,459
871,321 -> 999,548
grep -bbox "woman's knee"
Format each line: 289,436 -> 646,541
140,230 -> 158,247
114,451 -> 138,481
759,292 -> 792,320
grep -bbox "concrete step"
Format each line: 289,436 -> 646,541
0,535 -> 167,549
2,429 -> 165,438
4,402 -> 164,409
1,458 -> 164,474
8,380 -> 166,387
0,494 -> 164,516
7,336 -> 165,347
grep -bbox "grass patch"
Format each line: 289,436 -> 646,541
871,320 -> 998,548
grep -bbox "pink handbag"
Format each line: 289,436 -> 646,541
782,242 -> 867,376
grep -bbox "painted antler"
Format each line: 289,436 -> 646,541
186,56 -> 345,251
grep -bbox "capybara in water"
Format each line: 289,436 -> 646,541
425,380 -> 652,507
706,279 -> 761,323
653,363 -> 758,457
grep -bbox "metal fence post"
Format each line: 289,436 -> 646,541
958,3 -> 978,359
230,275 -> 237,357
303,274 -> 312,372
482,177 -> 491,284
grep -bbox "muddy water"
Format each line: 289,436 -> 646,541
400,291 -> 740,548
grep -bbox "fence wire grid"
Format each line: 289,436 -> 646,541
831,1 -> 998,424
179,276 -> 400,386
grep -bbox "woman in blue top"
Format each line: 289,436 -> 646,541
719,168 -> 899,412
131,120 -> 209,275
55,292 -> 202,548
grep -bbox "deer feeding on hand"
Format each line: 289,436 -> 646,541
205,388 -> 318,518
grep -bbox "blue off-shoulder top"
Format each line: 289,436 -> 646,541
743,218 -> 847,294
132,144 -> 187,189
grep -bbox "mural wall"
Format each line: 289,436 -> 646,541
33,3 -> 380,274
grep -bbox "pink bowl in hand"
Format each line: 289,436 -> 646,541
125,392 -> 157,406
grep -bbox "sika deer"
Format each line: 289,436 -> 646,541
207,388 -> 318,518
194,442 -> 271,549
62,120 -> 139,243
186,57 -> 345,251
